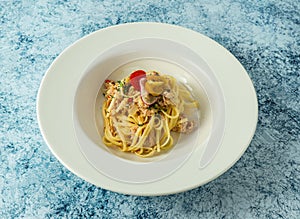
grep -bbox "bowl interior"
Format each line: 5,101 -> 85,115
73,38 -> 225,183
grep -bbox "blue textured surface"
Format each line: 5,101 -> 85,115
1,0 -> 299,218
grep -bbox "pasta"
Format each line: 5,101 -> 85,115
101,70 -> 199,157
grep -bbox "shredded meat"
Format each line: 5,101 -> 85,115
171,115 -> 196,134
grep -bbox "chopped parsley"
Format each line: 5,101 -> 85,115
116,80 -> 125,92
118,80 -> 124,87
148,103 -> 161,111
123,84 -> 130,94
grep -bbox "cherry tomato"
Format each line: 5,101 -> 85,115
129,70 -> 146,90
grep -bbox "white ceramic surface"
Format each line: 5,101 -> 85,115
37,22 -> 258,196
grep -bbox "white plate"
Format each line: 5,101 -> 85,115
73,38 -> 225,184
37,22 -> 258,196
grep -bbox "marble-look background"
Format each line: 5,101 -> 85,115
1,0 -> 299,218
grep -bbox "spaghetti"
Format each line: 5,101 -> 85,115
101,70 -> 198,157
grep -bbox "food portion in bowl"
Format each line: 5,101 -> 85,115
101,70 -> 199,157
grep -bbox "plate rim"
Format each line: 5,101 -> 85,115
37,22 -> 258,196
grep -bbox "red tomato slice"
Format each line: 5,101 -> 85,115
129,70 -> 146,90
